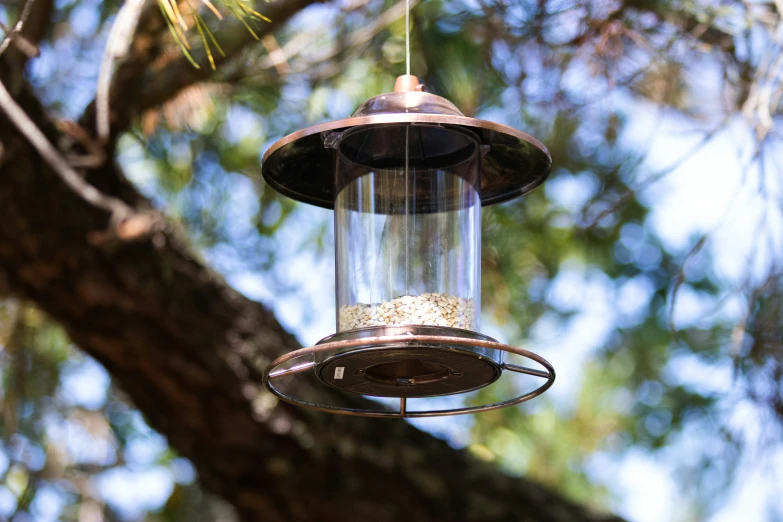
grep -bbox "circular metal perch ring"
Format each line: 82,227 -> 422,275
262,334 -> 555,418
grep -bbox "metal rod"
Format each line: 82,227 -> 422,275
265,335 -> 554,371
404,125 -> 410,295
400,397 -> 407,418
269,361 -> 316,380
502,363 -> 551,379
405,0 -> 410,75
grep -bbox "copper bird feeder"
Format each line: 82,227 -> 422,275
261,75 -> 555,417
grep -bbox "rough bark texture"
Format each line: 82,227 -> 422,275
0,2 -> 623,521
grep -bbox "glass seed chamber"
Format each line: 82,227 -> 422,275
261,76 -> 556,416
334,123 -> 481,333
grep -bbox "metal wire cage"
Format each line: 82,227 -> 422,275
261,75 -> 555,417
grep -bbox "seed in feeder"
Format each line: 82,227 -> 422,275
339,294 -> 475,331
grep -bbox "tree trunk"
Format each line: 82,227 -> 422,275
0,2 -> 622,521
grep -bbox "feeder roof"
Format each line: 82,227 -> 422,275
262,79 -> 552,209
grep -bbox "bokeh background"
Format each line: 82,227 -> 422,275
1,0 -> 783,520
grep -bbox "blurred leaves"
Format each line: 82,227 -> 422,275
0,305 -> 234,521
736,271 -> 783,429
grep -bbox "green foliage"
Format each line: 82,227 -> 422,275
0,308 -> 232,521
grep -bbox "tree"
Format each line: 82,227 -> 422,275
0,0 -> 781,520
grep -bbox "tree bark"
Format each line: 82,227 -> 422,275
0,2 -> 622,521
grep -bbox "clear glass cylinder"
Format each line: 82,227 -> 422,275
334,124 -> 481,332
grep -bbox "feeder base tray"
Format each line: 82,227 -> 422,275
317,346 -> 502,398
262,326 -> 555,417
314,326 -> 502,397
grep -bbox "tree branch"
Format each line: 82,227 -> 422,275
621,0 -> 736,52
0,77 -> 132,224
0,0 -> 39,57
96,0 -> 148,143
79,0 -> 320,143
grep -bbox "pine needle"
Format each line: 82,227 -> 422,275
192,7 -> 225,69
159,0 -> 178,25
158,0 -> 272,68
158,0 -> 200,68
224,2 -> 260,40
188,0 -> 216,69
196,11 -> 226,57
169,0 -> 189,30
159,0 -> 191,49
202,0 -> 223,20
233,0 -> 271,22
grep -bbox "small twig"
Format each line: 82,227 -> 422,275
261,33 -> 288,75
0,0 -> 40,57
668,235 -> 707,335
0,78 -> 132,224
96,0 -> 147,143
667,160 -> 749,334
56,119 -> 104,152
587,116 -> 731,228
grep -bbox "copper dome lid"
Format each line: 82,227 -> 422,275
261,75 -> 551,209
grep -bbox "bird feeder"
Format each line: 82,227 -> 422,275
261,75 -> 555,417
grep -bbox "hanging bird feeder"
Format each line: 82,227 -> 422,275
260,75 -> 555,417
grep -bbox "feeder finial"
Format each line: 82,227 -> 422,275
394,74 -> 426,92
